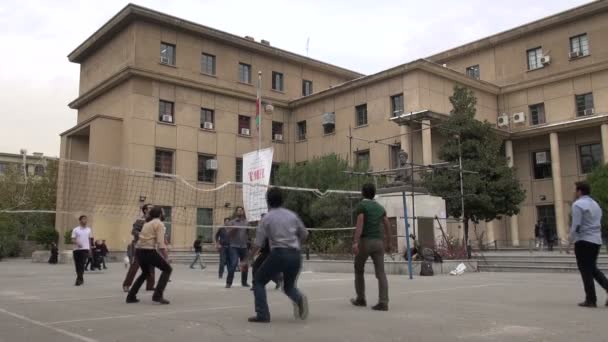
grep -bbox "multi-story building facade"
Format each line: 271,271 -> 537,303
59,2 -> 608,249
0,151 -> 56,177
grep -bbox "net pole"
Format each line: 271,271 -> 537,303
402,190 -> 413,280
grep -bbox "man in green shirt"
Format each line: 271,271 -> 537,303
351,183 -> 390,311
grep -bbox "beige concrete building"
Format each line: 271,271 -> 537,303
0,151 -> 56,177
59,2 -> 608,249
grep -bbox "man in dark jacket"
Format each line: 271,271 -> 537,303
215,218 -> 230,279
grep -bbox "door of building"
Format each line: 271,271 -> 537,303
417,217 -> 435,248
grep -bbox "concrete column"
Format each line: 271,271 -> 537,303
421,119 -> 432,166
505,140 -> 520,246
550,132 -> 567,242
399,124 -> 412,157
601,124 -> 608,164
486,220 -> 496,244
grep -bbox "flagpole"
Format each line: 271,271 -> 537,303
257,71 -> 262,153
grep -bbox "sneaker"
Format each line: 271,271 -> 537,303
248,316 -> 270,323
242,283 -> 251,288
225,284 -> 232,289
75,278 -> 83,286
122,285 -> 130,292
578,301 -> 597,308
125,297 -> 140,304
350,298 -> 367,307
152,297 -> 170,305
371,303 -> 389,311
293,294 -> 309,320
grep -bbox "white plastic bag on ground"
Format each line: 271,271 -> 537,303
450,263 -> 466,276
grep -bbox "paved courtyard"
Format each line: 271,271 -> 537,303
0,259 -> 606,342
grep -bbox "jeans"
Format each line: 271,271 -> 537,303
574,240 -> 608,304
354,239 -> 389,305
190,251 -> 205,269
72,249 -> 88,282
226,247 -> 249,286
218,246 -> 229,278
123,255 -> 155,290
253,248 -> 303,320
128,249 -> 172,300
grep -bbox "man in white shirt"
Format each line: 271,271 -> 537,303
71,215 -> 93,286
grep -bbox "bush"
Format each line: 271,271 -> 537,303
33,227 -> 59,249
0,228 -> 21,259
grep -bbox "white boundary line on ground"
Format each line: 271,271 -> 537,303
0,308 -> 99,342
45,283 -> 504,325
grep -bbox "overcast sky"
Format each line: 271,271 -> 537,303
0,0 -> 590,157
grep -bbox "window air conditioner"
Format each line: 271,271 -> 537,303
203,122 -> 214,130
536,152 -> 548,164
241,128 -> 250,136
583,108 -> 595,116
205,159 -> 218,170
160,56 -> 170,64
540,55 -> 551,65
274,134 -> 283,141
161,114 -> 173,123
569,50 -> 583,59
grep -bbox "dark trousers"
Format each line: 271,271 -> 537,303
253,248 -> 303,320
128,249 -> 172,300
226,247 -> 249,286
252,251 -> 282,287
575,240 -> 608,303
102,256 -> 107,269
72,250 -> 88,282
123,255 -> 155,290
354,239 -> 389,305
190,251 -> 205,269
218,246 -> 229,278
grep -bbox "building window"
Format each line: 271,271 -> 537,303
34,165 -> 45,176
239,63 -> 251,84
238,115 -> 251,135
529,103 -> 546,126
155,149 -> 174,175
302,80 -> 313,96
272,72 -> 284,91
0,162 -> 8,174
270,163 -> 280,185
532,150 -> 552,179
536,205 -> 556,239
198,154 -> 216,183
355,104 -> 368,127
465,65 -> 480,80
575,93 -> 594,116
355,150 -> 370,170
160,206 -> 172,243
391,94 -> 404,117
570,34 -> 589,57
272,121 -> 284,141
579,143 -> 602,174
196,208 -> 214,243
200,108 -> 215,130
297,121 -> 307,141
235,158 -> 243,182
160,42 -> 176,66
201,53 -> 216,75
159,100 -> 174,123
527,47 -> 543,70
390,144 -> 401,169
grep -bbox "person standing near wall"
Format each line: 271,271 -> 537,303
71,215 -> 93,286
189,236 -> 206,269
225,207 -> 250,288
215,218 -> 231,279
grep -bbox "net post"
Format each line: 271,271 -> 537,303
402,190 -> 413,280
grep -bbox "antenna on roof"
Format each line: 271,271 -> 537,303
306,37 -> 310,56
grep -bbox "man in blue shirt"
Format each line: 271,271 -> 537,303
569,181 -> 608,308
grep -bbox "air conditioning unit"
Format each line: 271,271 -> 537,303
540,55 -> 551,65
205,159 -> 218,170
512,112 -> 526,124
322,112 -> 336,126
536,151 -> 549,164
274,134 -> 283,141
583,108 -> 595,116
241,128 -> 250,136
160,56 -> 170,64
497,114 -> 509,128
161,114 -> 173,123
203,122 -> 214,130
265,104 -> 274,113
569,50 -> 583,59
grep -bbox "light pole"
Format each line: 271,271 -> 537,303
19,148 -> 27,181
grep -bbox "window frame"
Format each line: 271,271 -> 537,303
238,63 -> 252,84
302,80 -> 313,96
532,150 -> 552,180
158,100 -> 175,124
575,93 -> 594,117
201,53 -> 216,75
154,149 -> 175,176
272,71 -> 284,91
390,93 -> 404,117
569,33 -> 590,57
238,115 -> 251,135
355,104 -> 368,127
196,208 -> 214,243
579,143 -> 602,174
235,158 -> 243,183
200,108 -> 215,129
527,47 -> 543,71
529,103 -> 546,126
390,144 -> 402,170
197,154 -> 217,183
272,121 -> 284,141
297,121 -> 307,141
355,150 -> 370,170
465,65 -> 480,80
160,42 -> 176,66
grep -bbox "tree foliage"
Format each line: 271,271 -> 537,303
422,85 -> 526,243
587,164 -> 608,238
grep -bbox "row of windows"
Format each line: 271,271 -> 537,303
154,150 -> 280,184
464,33 -> 590,80
527,93 -> 594,126
532,143 -> 602,179
160,42 -> 314,96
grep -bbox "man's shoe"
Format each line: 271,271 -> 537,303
152,297 -> 170,305
189,266 -> 194,269
122,285 -> 130,292
350,298 -> 367,307
578,301 -> 597,308
125,297 -> 139,304
248,316 -> 270,323
225,284 -> 232,289
201,264 -> 207,270
293,294 -> 309,320
371,303 -> 389,311
242,283 -> 251,288
75,278 -> 83,286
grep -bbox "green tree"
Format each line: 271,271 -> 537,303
587,164 -> 608,240
423,85 -> 525,245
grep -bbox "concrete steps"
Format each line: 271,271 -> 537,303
476,253 -> 608,273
